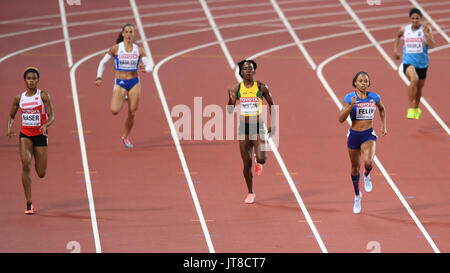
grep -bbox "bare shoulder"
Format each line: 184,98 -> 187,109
109,44 -> 119,56
138,45 -> 146,56
258,81 -> 269,93
40,90 -> 51,101
13,93 -> 21,104
231,82 -> 240,92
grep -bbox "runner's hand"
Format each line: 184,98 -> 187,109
40,125 -> 48,136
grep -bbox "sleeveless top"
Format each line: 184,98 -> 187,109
402,24 -> 429,68
238,81 -> 263,117
114,42 -> 140,71
344,91 -> 380,121
20,89 -> 47,136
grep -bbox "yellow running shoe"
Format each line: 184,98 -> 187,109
407,108 -> 416,119
415,108 -> 422,120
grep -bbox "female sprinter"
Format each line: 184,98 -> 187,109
393,8 -> 435,119
339,72 -> 387,214
7,67 -> 55,214
227,59 -> 276,204
95,23 -> 152,148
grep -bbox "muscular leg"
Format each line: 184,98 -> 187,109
110,85 -> 127,115
405,65 -> 419,108
361,140 -> 376,175
348,148 -> 361,195
122,83 -> 141,138
239,136 -> 254,193
19,137 -> 34,203
33,146 -> 48,178
253,133 -> 267,165
415,79 -> 426,108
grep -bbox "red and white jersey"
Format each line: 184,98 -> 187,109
19,89 -> 47,136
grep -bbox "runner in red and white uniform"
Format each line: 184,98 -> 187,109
7,67 -> 55,215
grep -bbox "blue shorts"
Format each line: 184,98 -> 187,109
115,77 -> 139,91
347,128 -> 377,149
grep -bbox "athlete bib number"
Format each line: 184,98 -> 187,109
22,110 -> 41,127
240,97 -> 259,116
405,38 -> 423,53
355,102 -> 376,120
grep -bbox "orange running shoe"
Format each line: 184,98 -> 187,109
122,137 -> 134,148
253,154 -> 263,176
245,193 -> 255,204
25,203 -> 35,215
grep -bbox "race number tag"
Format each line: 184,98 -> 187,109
240,97 -> 259,115
355,101 -> 376,120
22,109 -> 41,126
405,37 -> 423,53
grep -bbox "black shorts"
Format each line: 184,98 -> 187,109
403,64 -> 428,79
19,132 -> 48,147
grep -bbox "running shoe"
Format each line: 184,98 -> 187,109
122,137 -> 133,148
364,173 -> 372,193
253,154 -> 263,176
353,193 -> 362,214
25,203 -> 35,215
414,107 -> 422,120
245,193 -> 255,204
406,108 -> 416,119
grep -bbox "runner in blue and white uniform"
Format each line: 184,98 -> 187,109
339,72 -> 387,214
95,23 -> 152,148
393,8 -> 435,120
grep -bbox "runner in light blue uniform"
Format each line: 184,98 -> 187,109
393,8 -> 435,119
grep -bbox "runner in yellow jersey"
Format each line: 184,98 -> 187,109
227,59 -> 276,204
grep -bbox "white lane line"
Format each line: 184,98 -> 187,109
58,0 -> 73,67
130,0 -> 155,69
270,0 -> 317,70
0,0 -> 418,40
340,1 -> 449,135
199,0 -> 235,69
340,0 -> 397,70
59,0 -> 101,253
131,1 -> 215,253
316,39 -> 441,253
200,0 -> 327,253
409,0 -> 450,44
68,49 -> 104,254
3,3 -> 450,64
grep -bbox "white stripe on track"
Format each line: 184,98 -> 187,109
69,51 -> 103,253
270,0 -> 317,70
130,0 -> 155,69
58,0 -> 73,67
59,0 -> 101,252
200,0 -> 328,253
130,0 -> 215,253
340,0 -> 397,70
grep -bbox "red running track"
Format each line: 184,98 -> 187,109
0,0 -> 449,253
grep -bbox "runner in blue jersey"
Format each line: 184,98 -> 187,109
393,8 -> 435,119
339,72 -> 387,214
95,23 -> 152,148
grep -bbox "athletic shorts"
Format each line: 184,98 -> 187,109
238,121 -> 267,139
115,77 -> 139,91
19,132 -> 48,147
403,64 -> 428,80
347,128 -> 376,149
